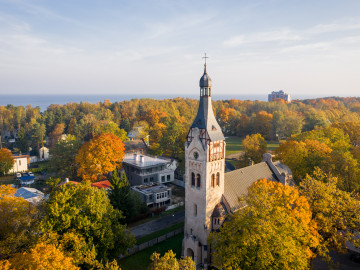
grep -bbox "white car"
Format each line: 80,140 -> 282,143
16,173 -> 21,178
28,172 -> 34,177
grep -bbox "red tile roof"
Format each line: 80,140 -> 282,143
91,180 -> 111,189
59,180 -> 80,186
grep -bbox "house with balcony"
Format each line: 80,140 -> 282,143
131,183 -> 172,208
122,153 -> 176,186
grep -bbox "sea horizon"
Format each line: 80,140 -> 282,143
0,94 -> 356,111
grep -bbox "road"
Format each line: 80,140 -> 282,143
130,211 -> 185,239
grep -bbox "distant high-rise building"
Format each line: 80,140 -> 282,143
268,90 -> 291,103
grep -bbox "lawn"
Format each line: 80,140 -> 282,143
118,233 -> 183,270
136,222 -> 184,245
225,137 -> 243,155
225,137 -> 281,156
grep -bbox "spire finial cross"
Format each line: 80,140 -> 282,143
202,53 -> 209,65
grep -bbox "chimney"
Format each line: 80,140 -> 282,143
140,155 -> 145,163
65,178 -> 69,183
134,154 -> 140,162
248,158 -> 254,166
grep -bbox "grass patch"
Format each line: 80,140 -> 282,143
118,233 -> 183,270
225,137 -> 243,155
226,137 -> 282,156
267,141 -> 281,151
136,222 -> 184,245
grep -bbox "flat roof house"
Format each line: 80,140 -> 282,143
123,153 -> 176,186
131,183 -> 172,208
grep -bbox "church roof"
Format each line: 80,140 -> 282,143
190,96 -> 225,142
223,161 -> 284,213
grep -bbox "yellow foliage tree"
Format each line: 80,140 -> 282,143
299,168 -> 360,255
275,139 -> 332,182
149,250 -> 196,270
75,133 -> 125,182
5,242 -> 79,270
0,185 -> 39,259
209,179 -> 320,270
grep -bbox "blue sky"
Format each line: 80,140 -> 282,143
0,0 -> 359,97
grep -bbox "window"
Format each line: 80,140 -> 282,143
211,174 -> 215,187
157,193 -> 160,199
191,173 -> 195,186
150,177 -> 154,182
194,204 -> 197,216
196,174 -> 201,188
167,190 -> 170,196
19,160 -> 21,166
216,172 -> 220,186
167,175 -> 170,181
144,178 -> 148,183
161,176 -> 165,182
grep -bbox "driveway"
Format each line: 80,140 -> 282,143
130,211 -> 185,239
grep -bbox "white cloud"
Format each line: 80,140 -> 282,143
223,29 -> 302,48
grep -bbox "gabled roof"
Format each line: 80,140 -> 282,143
224,161 -> 283,213
91,180 -> 111,189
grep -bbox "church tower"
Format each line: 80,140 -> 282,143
182,59 -> 226,267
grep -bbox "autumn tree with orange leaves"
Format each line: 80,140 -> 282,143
209,179 -> 320,270
1,243 -> 79,270
0,149 -> 14,176
75,133 -> 125,182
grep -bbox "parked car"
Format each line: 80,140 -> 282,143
16,173 -> 21,178
28,172 -> 34,177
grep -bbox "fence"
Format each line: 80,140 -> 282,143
119,227 -> 184,259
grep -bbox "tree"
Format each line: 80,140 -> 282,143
252,111 -> 273,139
275,139 -> 332,182
16,128 -> 29,153
0,185 -> 40,259
76,133 -> 125,182
120,118 -> 131,133
40,182 -> 135,262
209,179 -> 319,270
50,135 -> 82,180
0,149 -> 14,176
4,242 -> 79,270
49,123 -> 65,148
240,133 -> 267,166
108,170 -> 147,223
93,120 -> 128,142
31,122 -> 46,148
149,250 -> 196,270
299,168 -> 360,255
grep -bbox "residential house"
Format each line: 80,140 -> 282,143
9,155 -> 29,174
131,183 -> 172,208
122,153 -> 176,186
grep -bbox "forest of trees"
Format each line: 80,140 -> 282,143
1,96 -> 360,161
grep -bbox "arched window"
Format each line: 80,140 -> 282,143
191,172 -> 195,187
211,174 -> 215,187
216,172 -> 220,186
196,174 -> 201,188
